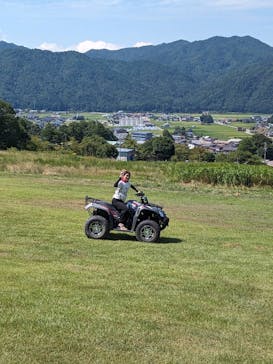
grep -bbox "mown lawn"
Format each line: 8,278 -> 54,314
185,122 -> 250,140
0,171 -> 273,363
164,121 -> 250,140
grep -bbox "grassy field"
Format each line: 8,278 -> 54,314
166,121 -> 251,140
0,156 -> 273,363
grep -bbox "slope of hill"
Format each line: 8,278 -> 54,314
0,41 -> 22,51
86,36 -> 273,78
0,36 -> 273,112
0,46 -> 194,111
195,58 -> 273,112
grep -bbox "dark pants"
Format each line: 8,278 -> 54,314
112,198 -> 129,224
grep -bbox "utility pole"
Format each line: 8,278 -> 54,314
264,142 -> 267,163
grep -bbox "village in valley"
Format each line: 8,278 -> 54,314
17,109 -> 273,162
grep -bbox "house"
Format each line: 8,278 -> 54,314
131,131 -> 153,143
213,139 -> 241,153
113,128 -> 129,141
116,148 -> 135,161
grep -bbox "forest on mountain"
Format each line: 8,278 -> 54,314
0,36 -> 273,113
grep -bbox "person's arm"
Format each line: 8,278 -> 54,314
130,183 -> 138,192
113,178 -> 121,187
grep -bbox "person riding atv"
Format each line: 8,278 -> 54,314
111,169 -> 139,231
84,171 -> 169,243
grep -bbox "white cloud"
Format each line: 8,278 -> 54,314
133,41 -> 153,48
38,42 -> 62,52
37,39 -> 121,52
37,39 -> 155,52
74,40 -> 120,52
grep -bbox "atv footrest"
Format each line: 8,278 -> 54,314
113,227 -> 131,232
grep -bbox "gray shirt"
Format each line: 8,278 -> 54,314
112,178 -> 138,202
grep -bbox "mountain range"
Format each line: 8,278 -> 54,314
0,36 -> 273,113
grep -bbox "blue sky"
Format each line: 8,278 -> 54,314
1,0 -> 273,52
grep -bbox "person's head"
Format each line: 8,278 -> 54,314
120,169 -> 131,182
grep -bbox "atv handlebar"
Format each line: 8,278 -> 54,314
135,191 -> 148,204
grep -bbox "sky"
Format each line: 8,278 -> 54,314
0,0 -> 273,52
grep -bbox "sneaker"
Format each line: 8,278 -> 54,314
118,223 -> 127,231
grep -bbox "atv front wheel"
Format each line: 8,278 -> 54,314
135,220 -> 160,243
85,216 -> 109,239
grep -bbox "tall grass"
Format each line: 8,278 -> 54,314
161,162 -> 273,187
1,149 -> 273,187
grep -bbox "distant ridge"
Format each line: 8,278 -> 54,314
0,41 -> 26,50
0,36 -> 273,113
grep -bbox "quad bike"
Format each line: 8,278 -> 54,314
84,192 -> 169,243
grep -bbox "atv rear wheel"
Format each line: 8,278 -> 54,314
135,220 -> 160,243
85,216 -> 109,239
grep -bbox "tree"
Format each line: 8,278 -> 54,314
236,135 -> 273,163
0,100 -> 16,115
200,113 -> 214,124
121,135 -> 138,149
136,140 -> 154,161
189,147 -> 211,161
251,134 -> 273,159
66,120 -> 117,142
136,136 -> 175,161
162,129 -> 174,141
66,121 -> 85,142
172,144 -> 190,161
0,100 -> 30,149
202,151 -> 216,162
78,136 -> 118,158
41,123 -> 61,144
173,126 -> 186,136
235,150 -> 262,164
152,136 -> 175,161
237,137 -> 257,155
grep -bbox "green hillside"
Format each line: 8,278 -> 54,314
1,36 -> 273,112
